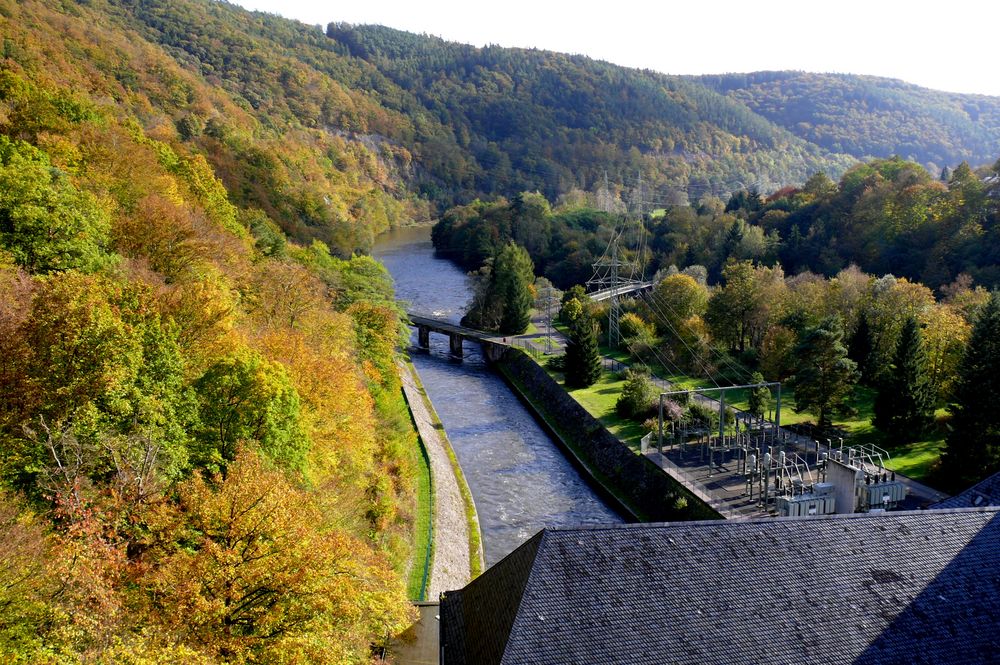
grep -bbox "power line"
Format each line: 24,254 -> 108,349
638,290 -> 720,388
643,284 -> 757,386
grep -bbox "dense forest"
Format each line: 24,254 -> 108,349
433,157 -> 1000,291
696,71 -> 1000,171
21,1 -> 993,237
0,1 -> 420,661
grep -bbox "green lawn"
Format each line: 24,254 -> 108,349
406,427 -> 433,601
556,313 -> 949,486
544,365 -> 649,451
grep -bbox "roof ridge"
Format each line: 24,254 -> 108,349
537,505 -> 1000,534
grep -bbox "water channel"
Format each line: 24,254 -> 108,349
373,226 -> 623,565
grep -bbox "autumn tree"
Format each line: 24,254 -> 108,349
141,451 -> 413,664
649,273 -> 708,336
0,137 -> 113,274
790,317 -> 859,430
920,304 -> 971,403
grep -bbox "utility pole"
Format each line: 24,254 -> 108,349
587,173 -> 644,349
534,278 -> 561,355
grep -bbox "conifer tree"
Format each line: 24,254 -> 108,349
942,292 -> 1000,489
495,242 -> 534,335
873,317 -> 935,441
790,317 -> 858,431
564,313 -> 601,388
747,371 -> 770,419
848,312 -> 874,384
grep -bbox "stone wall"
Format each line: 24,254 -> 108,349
494,350 -> 721,522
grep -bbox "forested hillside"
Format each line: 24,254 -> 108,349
323,24 -> 856,201
0,1 -> 419,661
697,71 -> 1000,172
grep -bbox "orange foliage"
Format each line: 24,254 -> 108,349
138,451 -> 413,664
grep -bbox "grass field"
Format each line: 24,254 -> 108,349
551,312 -> 948,486
406,434 -> 433,600
558,345 -> 949,486
553,368 -> 649,450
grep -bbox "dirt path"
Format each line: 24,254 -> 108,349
400,362 -> 472,598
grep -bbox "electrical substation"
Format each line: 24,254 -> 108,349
655,383 -> 912,518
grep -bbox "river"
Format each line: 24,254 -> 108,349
374,226 -> 623,565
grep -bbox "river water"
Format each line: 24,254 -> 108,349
374,226 -> 622,565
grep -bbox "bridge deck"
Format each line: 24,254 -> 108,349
408,313 -> 506,344
588,281 -> 653,302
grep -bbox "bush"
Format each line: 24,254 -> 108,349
616,366 -> 657,420
546,353 -> 566,372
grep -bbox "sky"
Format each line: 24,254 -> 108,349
232,0 -> 1000,97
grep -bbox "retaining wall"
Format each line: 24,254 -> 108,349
494,349 -> 721,522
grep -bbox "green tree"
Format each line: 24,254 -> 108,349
650,273 -> 708,336
790,317 -> 859,430
194,350 -> 309,473
747,371 -> 770,419
616,365 -> 656,420
942,292 -> 1000,488
494,242 -> 535,334
0,137 -> 113,274
564,313 -> 601,388
873,317 -> 935,440
705,260 -> 785,353
848,311 -> 874,384
462,242 -> 534,333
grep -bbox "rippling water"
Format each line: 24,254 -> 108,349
374,226 -> 622,565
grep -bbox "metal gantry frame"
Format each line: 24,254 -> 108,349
657,382 -> 782,450
657,382 -> 783,485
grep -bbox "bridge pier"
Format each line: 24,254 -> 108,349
417,325 -> 430,349
449,333 -> 464,358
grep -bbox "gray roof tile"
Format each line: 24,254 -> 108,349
441,509 -> 1000,665
932,471 -> 1000,509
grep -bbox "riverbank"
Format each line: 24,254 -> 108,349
399,361 -> 484,597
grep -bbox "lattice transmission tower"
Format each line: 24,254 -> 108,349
586,174 -> 647,349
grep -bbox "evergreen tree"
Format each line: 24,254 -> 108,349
790,317 -> 859,430
747,371 -> 770,419
494,242 -> 534,335
564,313 -> 601,388
461,242 -> 534,333
942,292 -> 1000,489
873,317 -> 935,441
848,312 -> 874,384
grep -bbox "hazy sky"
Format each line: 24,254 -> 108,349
232,0 -> 1000,97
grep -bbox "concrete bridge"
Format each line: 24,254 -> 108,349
588,281 -> 653,302
408,313 -> 510,361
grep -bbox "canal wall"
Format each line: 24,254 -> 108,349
494,350 -> 721,523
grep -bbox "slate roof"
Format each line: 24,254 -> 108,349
440,508 -> 1000,665
931,471 -> 1000,509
